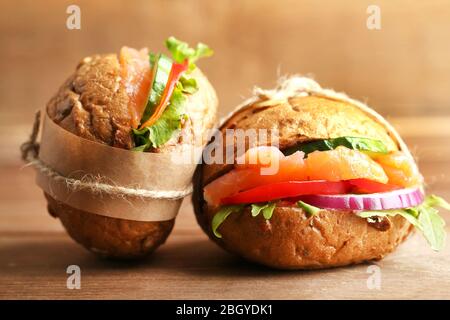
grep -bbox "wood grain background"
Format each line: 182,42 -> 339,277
1,0 -> 450,299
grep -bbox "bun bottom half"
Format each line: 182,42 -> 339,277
207,206 -> 411,269
45,193 -> 174,259
194,184 -> 413,269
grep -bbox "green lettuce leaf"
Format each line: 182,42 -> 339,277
132,88 -> 186,151
149,52 -> 157,67
179,76 -> 198,94
262,203 -> 276,219
212,205 -> 244,238
357,209 -> 420,227
165,36 -> 213,70
418,205 -> 446,251
132,38 -> 211,151
284,136 -> 388,156
250,203 -> 266,217
297,201 -> 321,217
251,202 -> 276,219
141,53 -> 173,124
357,195 -> 448,251
423,194 -> 450,210
212,202 -> 276,238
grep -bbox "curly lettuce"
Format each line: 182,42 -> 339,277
357,195 -> 448,251
211,202 -> 276,238
132,87 -> 186,150
251,202 -> 276,219
211,205 -> 244,238
297,201 -> 321,217
165,36 -> 213,71
132,37 -> 212,151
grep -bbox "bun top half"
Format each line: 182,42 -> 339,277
202,92 -> 402,186
46,53 -> 218,152
47,54 -> 133,149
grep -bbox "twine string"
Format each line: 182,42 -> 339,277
21,110 -> 41,162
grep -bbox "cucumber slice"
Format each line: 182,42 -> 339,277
141,53 -> 173,124
284,136 -> 389,156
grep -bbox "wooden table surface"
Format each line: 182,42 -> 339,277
1,117 -> 450,300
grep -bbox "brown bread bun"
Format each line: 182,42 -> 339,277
193,94 -> 414,269
46,53 -> 217,259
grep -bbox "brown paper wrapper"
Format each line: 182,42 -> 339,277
36,114 -> 197,222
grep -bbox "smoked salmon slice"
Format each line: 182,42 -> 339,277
204,148 -> 307,206
373,151 -> 423,187
203,145 -> 402,206
119,47 -> 152,128
306,146 -> 388,184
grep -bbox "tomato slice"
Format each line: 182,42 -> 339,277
203,151 -> 307,206
348,178 -> 400,193
139,59 -> 188,129
220,180 -> 349,205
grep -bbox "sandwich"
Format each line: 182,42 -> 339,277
44,37 -> 217,258
193,77 -> 448,269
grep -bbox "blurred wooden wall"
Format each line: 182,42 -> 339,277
1,0 -> 450,148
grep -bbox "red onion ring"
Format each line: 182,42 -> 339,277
298,187 -> 424,211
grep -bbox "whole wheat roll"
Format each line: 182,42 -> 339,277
193,79 -> 417,269
46,52 -> 218,259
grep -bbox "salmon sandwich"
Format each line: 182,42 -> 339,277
44,37 -> 217,258
193,77 -> 449,269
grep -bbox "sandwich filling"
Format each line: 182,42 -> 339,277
119,37 -> 213,151
204,138 -> 448,251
